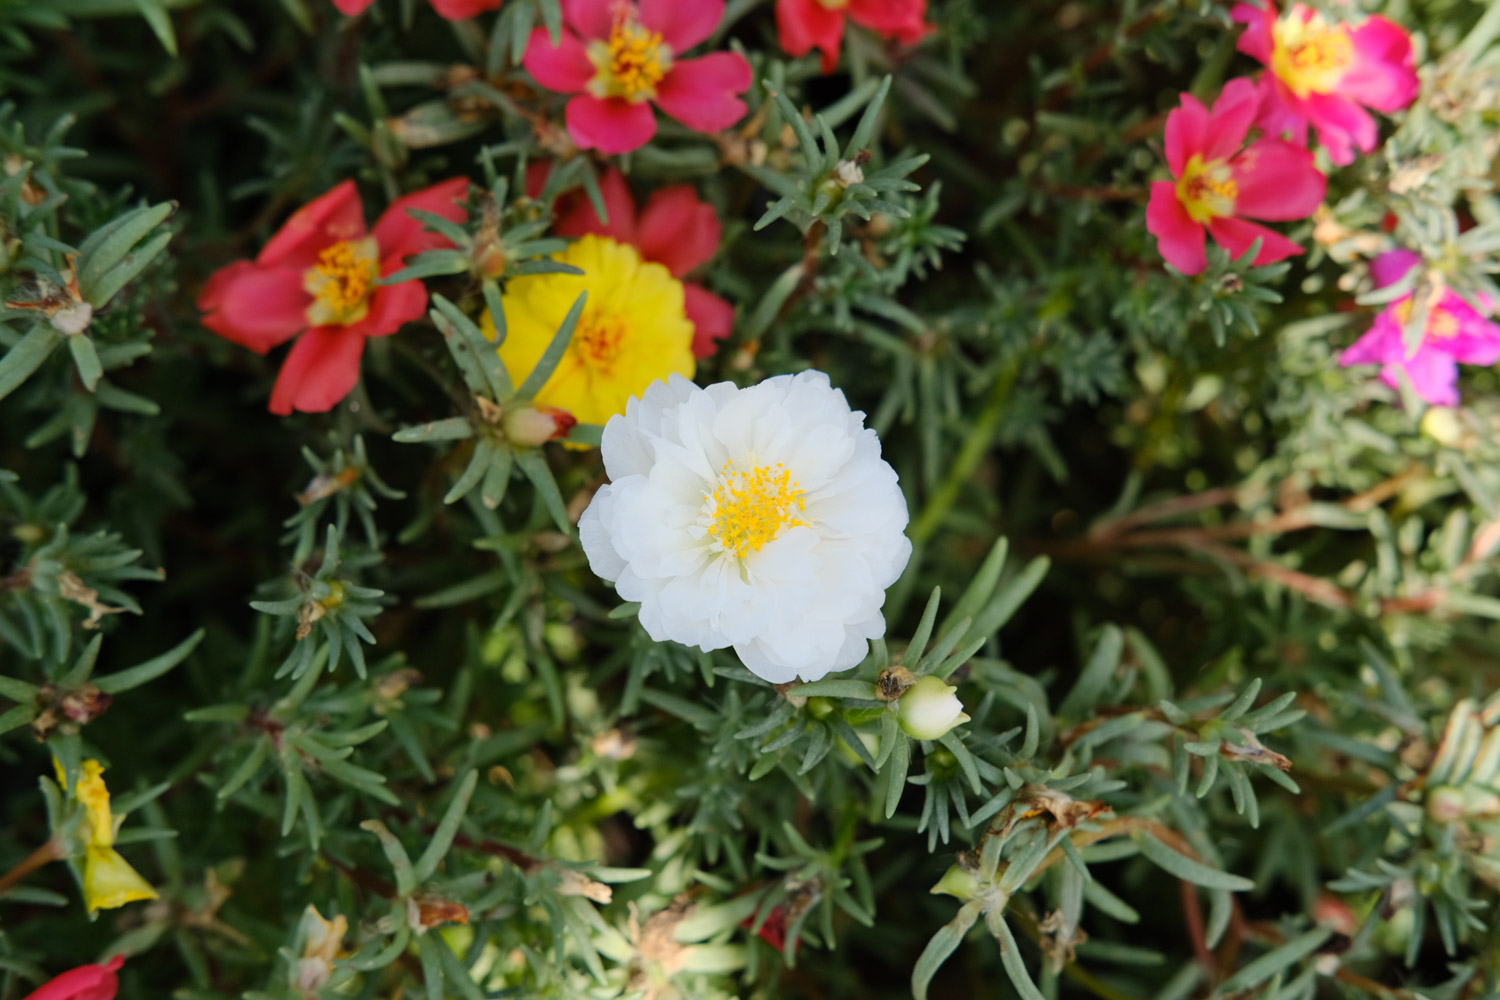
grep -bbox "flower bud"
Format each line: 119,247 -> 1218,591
930,864 -> 979,901
1421,407 -> 1464,448
502,404 -> 577,447
897,675 -> 970,741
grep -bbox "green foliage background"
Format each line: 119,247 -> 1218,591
3,0 -> 1500,998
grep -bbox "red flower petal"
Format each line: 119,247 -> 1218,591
24,956 -> 123,1000
1304,92 -> 1375,165
1229,138 -> 1324,221
654,53 -> 752,133
566,94 -> 658,154
428,0 -> 501,18
1342,16 -> 1419,113
1230,1 -> 1275,64
344,266 -> 429,340
1202,77 -> 1259,163
639,0 -> 723,52
775,0 -> 846,74
198,261 -> 309,354
637,185 -> 720,276
1163,93 -> 1208,178
269,326 -> 367,415
372,177 -> 470,259
683,283 -> 734,358
848,0 -> 931,44
523,25 -> 594,94
555,167 -> 639,244
331,0 -> 376,14
560,0 -> 613,40
1206,215 -> 1303,266
1145,180 -> 1207,275
257,181 -> 366,270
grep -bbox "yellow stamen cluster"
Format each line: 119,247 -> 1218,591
587,7 -> 671,102
576,310 -> 629,370
304,237 -> 379,326
1393,298 -> 1459,340
1271,12 -> 1354,98
1176,154 -> 1238,224
705,461 -> 809,559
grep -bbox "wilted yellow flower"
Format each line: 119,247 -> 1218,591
296,905 -> 348,993
55,758 -> 159,914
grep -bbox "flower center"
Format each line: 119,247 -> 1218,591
303,238 -> 379,326
574,308 -> 630,371
1392,298 -> 1459,341
1176,154 -> 1238,225
1270,10 -> 1354,99
703,460 -> 808,559
587,6 -> 673,103
816,0 -> 850,8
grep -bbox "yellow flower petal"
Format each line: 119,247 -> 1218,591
485,235 -> 694,428
83,845 -> 158,913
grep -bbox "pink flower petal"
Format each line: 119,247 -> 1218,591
344,262 -> 429,339
428,0 -> 501,18
269,326 -> 367,415
1339,313 -> 1398,366
1229,138 -> 1324,221
257,181 -> 366,270
1439,295 -> 1500,366
1203,77 -> 1259,162
1206,215 -> 1303,266
1253,73 -> 1309,145
1145,180 -> 1207,275
640,0 -> 723,52
683,283 -> 734,358
1230,1 -> 1274,63
1370,249 -> 1420,289
848,0 -> 931,45
565,94 -> 658,153
555,167 -> 639,244
523,25 -> 594,94
1163,93 -> 1209,177
775,0 -> 847,73
1342,15 -> 1419,113
331,0 -> 375,14
198,261 -> 309,354
560,0 -> 613,40
1304,92 -> 1375,165
637,185 -> 720,276
653,53 -> 752,133
1388,348 -> 1459,406
24,957 -> 123,1000
372,177 -> 470,259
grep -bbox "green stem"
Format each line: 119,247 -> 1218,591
909,362 -> 1017,546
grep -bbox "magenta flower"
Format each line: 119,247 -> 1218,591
523,0 -> 753,155
1145,78 -> 1326,275
1231,1 -> 1419,166
1339,250 -> 1500,406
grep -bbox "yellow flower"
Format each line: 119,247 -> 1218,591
296,904 -> 349,992
55,757 -> 160,913
484,235 -> 695,428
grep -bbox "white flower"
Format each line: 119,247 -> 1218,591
897,676 -> 970,741
579,371 -> 912,683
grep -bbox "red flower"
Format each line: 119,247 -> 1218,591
741,904 -> 793,952
776,0 -> 931,74
332,0 -> 501,19
528,164 -> 734,358
1231,2 -> 1418,166
199,179 -> 468,414
23,956 -> 123,1000
1145,78 -> 1325,275
522,0 -> 752,155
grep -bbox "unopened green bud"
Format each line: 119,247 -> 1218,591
930,864 -> 979,901
897,676 -> 970,741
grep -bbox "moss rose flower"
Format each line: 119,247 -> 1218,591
579,371 -> 912,682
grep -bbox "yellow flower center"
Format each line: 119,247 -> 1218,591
1270,10 -> 1354,99
587,6 -> 672,103
817,0 -> 851,8
1175,154 -> 1238,225
1392,298 -> 1459,340
575,309 -> 631,372
704,460 -> 809,559
303,238 -> 379,326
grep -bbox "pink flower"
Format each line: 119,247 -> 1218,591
529,164 -> 733,358
522,0 -> 752,155
23,956 -> 123,1000
1231,1 -> 1418,166
1145,78 -> 1326,275
332,0 -> 502,19
1339,250 -> 1500,406
199,179 -> 469,415
775,0 -> 932,74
